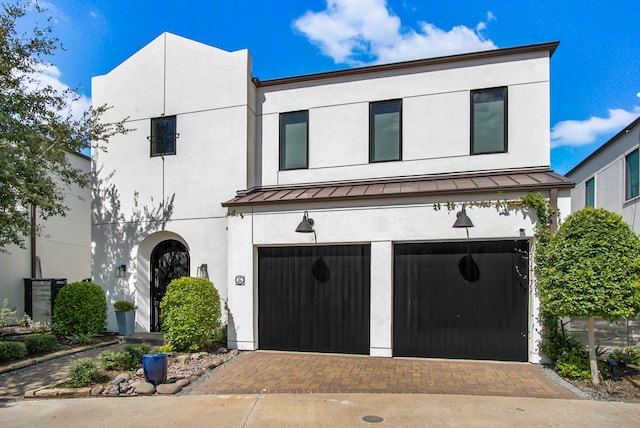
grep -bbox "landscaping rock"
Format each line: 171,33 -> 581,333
91,386 -> 105,396
229,349 -> 239,357
176,355 -> 190,364
215,347 -> 228,355
136,368 -> 145,377
156,383 -> 182,394
134,381 -> 155,395
175,378 -> 190,388
192,368 -> 205,377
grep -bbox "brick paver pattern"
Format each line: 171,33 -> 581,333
189,351 -> 579,399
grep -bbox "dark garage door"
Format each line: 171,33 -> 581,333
258,245 -> 370,354
394,240 -> 529,361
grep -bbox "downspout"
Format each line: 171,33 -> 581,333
30,205 -> 36,278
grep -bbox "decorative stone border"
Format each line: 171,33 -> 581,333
24,349 -> 240,399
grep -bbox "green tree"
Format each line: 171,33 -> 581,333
0,0 -> 127,251
538,207 -> 640,384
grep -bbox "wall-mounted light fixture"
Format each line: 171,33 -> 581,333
452,204 -> 474,238
196,264 -> 209,279
115,264 -> 127,278
295,210 -> 317,243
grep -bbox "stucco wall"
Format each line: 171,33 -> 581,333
258,51 -> 551,186
91,33 -> 252,332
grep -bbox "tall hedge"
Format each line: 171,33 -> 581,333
52,282 -> 107,336
160,277 -> 221,352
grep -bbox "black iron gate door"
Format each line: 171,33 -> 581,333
258,245 -> 371,354
394,240 -> 529,361
150,240 -> 190,332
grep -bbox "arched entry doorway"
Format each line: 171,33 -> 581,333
150,239 -> 190,332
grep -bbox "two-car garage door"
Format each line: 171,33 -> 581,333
258,240 -> 529,361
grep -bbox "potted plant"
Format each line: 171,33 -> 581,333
114,300 -> 136,336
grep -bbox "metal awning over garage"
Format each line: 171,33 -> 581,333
222,169 -> 573,207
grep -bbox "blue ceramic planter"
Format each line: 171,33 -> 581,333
142,353 -> 168,386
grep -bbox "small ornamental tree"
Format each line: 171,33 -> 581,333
538,207 -> 640,384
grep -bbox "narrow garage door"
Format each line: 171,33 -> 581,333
394,240 -> 529,361
258,245 -> 370,354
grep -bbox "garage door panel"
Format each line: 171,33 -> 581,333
259,245 -> 370,355
394,240 -> 529,361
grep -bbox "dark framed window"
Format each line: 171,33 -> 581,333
626,149 -> 639,200
370,100 -> 401,162
280,111 -> 308,170
585,177 -> 595,207
471,87 -> 507,155
150,116 -> 177,157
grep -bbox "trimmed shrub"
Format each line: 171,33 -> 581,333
68,358 -> 102,387
160,277 -> 221,352
25,333 -> 57,354
0,341 -> 27,362
52,282 -> 107,336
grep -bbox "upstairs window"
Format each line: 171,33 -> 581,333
280,111 -> 308,170
370,100 -> 401,162
626,148 -> 639,200
585,177 -> 595,207
471,87 -> 507,155
150,116 -> 177,157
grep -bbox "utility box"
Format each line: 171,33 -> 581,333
24,278 -> 67,325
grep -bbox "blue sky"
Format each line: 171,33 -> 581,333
26,0 -> 640,174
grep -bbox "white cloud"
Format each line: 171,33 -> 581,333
293,0 -> 497,65
26,64 -> 91,120
551,107 -> 640,148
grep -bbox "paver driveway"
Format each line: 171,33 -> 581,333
188,351 -> 579,399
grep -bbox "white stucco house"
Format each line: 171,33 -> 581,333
0,151 -> 91,324
92,33 -> 572,363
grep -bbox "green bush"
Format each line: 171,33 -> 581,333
66,332 -> 99,345
610,346 -> 640,366
160,277 -> 221,352
113,300 -> 136,312
100,344 -> 151,371
68,358 -> 102,387
0,341 -> 27,362
124,344 -> 150,365
100,350 -> 133,371
25,333 -> 57,354
52,282 -> 107,336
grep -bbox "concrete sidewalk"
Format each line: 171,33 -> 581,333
2,394 -> 640,427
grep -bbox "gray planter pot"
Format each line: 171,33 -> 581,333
115,310 -> 135,336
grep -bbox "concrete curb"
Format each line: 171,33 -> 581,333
0,339 -> 119,375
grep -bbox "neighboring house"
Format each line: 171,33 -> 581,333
564,116 -> 640,348
566,116 -> 640,230
92,33 -> 572,363
0,151 -> 91,323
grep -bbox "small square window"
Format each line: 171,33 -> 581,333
370,100 -> 402,162
585,177 -> 595,207
280,111 -> 308,170
150,116 -> 177,157
471,88 -> 507,155
626,149 -> 639,200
